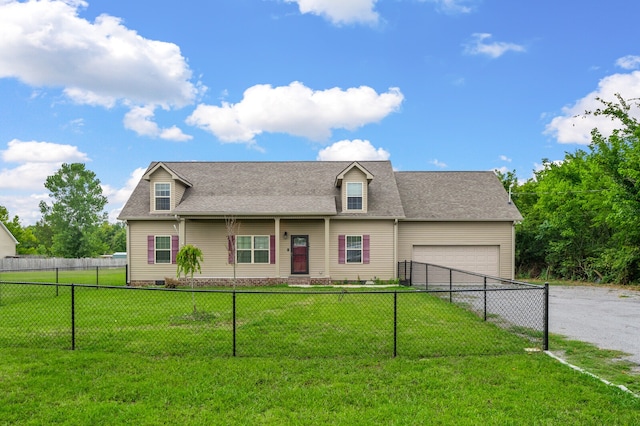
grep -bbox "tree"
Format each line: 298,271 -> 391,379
176,244 -> 203,313
39,163 -> 108,258
0,205 -> 39,255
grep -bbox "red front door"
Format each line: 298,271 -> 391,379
291,235 -> 309,274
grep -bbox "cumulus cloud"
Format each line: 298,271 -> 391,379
0,0 -> 200,107
499,155 -> 512,162
316,139 -> 390,161
123,106 -> 192,142
0,139 -> 89,190
284,0 -> 379,25
102,166 -> 146,222
187,81 -> 404,144
463,33 -> 525,58
616,55 -> 640,70
2,139 -> 88,163
544,71 -> 640,144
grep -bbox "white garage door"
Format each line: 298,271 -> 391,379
412,245 -> 499,276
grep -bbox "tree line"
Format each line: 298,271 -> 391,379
1,163 -> 125,258
499,94 -> 640,284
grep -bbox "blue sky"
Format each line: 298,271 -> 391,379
1,0 -> 640,224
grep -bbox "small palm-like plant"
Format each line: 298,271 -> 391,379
176,244 -> 203,313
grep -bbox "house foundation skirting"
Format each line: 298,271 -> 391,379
130,277 -> 333,287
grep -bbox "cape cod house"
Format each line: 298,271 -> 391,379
118,161 -> 522,286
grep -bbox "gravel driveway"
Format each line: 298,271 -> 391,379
549,286 -> 640,365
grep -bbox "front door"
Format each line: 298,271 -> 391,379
291,235 -> 309,274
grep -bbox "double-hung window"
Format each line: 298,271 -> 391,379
346,235 -> 362,264
155,236 -> 171,264
155,183 -> 171,211
346,182 -> 363,210
237,235 -> 270,264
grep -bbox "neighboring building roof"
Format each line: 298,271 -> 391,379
394,171 -> 523,221
119,161 -> 406,219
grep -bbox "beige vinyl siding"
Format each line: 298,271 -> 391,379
185,219 -> 278,278
397,221 -> 515,279
128,220 -> 179,282
330,220 -> 395,281
342,168 -> 368,213
279,219 -> 327,277
174,181 -> 187,205
0,227 -> 16,257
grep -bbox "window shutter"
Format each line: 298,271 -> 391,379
270,235 -> 276,264
338,234 -> 345,264
363,234 -> 370,264
171,235 -> 179,264
228,235 -> 235,264
147,235 -> 154,264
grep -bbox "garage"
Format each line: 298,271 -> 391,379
412,245 -> 500,276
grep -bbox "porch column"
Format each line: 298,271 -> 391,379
324,217 -> 330,278
275,218 -> 281,277
178,218 -> 186,246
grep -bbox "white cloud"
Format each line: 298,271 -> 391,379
0,192 -> 50,225
499,155 -> 512,162
187,81 -> 404,144
0,139 -> 89,190
616,55 -> 640,70
0,0 -> 201,107
285,0 -> 379,25
463,33 -> 525,58
429,159 -> 447,168
544,71 -> 640,144
102,167 -> 146,222
316,139 -> 390,161
124,105 -> 192,141
2,139 -> 88,163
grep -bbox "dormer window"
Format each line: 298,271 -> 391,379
155,183 -> 171,211
346,182 -> 363,210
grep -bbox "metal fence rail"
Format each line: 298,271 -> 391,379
398,260 -> 549,350
0,278 -> 547,358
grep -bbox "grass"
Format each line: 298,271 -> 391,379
0,348 -> 638,424
0,274 -> 638,423
0,267 -> 126,286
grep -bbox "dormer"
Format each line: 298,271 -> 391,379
142,162 -> 192,213
335,162 -> 374,213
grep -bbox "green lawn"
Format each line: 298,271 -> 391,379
0,280 -> 638,424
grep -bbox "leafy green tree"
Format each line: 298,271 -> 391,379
97,221 -> 127,253
39,163 -> 108,258
0,206 -> 40,255
176,244 -> 203,313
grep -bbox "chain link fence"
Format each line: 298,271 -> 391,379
0,272 -> 547,358
0,265 -> 127,286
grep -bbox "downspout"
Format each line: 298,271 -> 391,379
393,218 -> 398,279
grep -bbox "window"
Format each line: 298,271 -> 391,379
237,235 -> 270,264
155,236 -> 171,264
155,183 -> 171,211
346,235 -> 362,264
346,182 -> 363,210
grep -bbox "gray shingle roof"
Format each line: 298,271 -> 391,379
394,171 -> 523,221
118,161 -> 406,219
118,162 -> 521,222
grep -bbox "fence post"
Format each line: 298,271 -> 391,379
425,264 -> 428,290
449,269 -> 452,303
56,267 -> 59,297
96,266 -> 99,287
71,283 -> 76,350
232,290 -> 237,357
483,276 -> 487,321
393,291 -> 397,358
543,283 -> 549,350
408,261 -> 413,286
